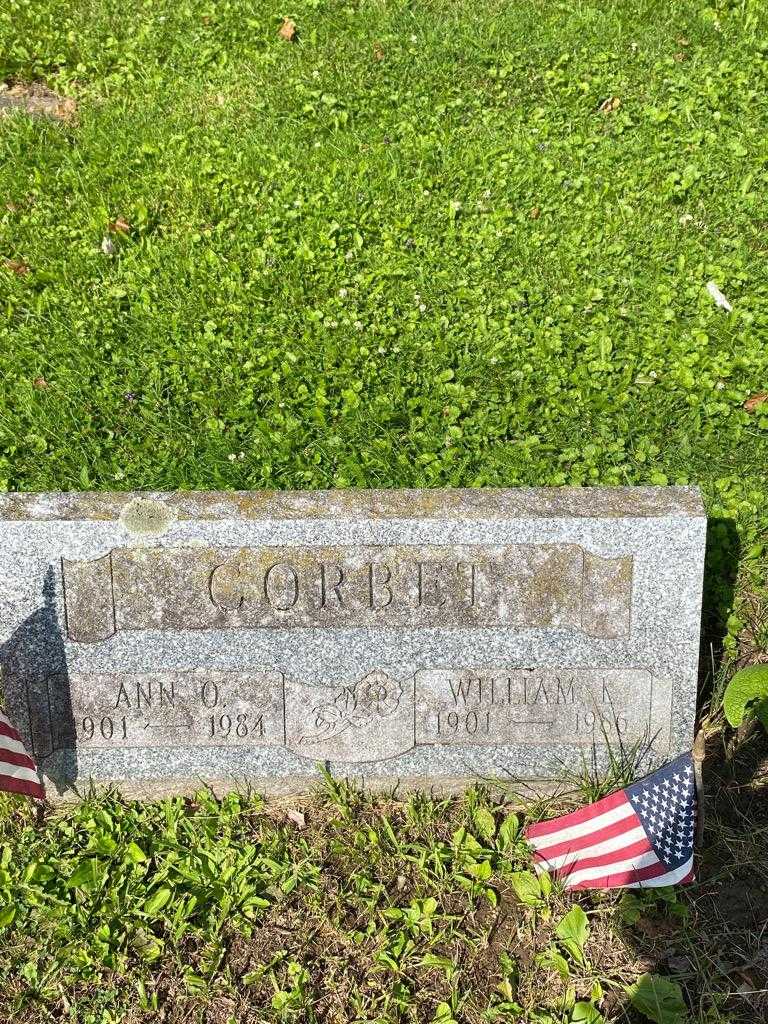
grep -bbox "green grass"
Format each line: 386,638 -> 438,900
2,0 -> 768,1020
2,764 -> 768,1024
1,1 -> 768,502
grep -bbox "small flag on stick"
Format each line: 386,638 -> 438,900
0,709 -> 45,799
525,753 -> 696,890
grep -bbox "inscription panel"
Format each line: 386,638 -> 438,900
415,669 -> 657,748
27,666 -> 665,761
61,543 -> 632,642
66,670 -> 285,749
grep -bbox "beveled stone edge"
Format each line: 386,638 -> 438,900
0,486 -> 706,522
38,773 -> 610,803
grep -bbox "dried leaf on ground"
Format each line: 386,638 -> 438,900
3,257 -> 30,275
278,17 -> 297,41
108,217 -> 131,234
598,96 -> 621,114
744,392 -> 768,413
373,42 -> 385,61
286,809 -> 306,829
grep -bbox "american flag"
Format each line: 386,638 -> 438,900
526,753 -> 696,890
0,709 -> 45,799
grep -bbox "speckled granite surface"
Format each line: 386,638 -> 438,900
0,488 -> 706,798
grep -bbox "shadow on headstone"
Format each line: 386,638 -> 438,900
0,565 -> 77,794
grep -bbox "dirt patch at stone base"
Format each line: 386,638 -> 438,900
0,82 -> 76,121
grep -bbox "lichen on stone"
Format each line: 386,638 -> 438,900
119,497 -> 176,536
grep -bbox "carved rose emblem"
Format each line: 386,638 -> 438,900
349,671 -> 403,722
309,699 -> 348,739
299,671 -> 403,745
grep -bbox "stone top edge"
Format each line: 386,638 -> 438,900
0,486 -> 706,522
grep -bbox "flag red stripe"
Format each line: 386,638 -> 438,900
0,720 -> 21,742
0,773 -> 45,799
525,789 -> 628,837
530,812 -> 644,859
541,836 -> 654,876
0,714 -> 44,800
0,748 -> 38,770
568,858 -> 668,890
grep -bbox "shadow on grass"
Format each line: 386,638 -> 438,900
614,738 -> 768,1022
607,518 -> 766,1021
699,517 -> 741,690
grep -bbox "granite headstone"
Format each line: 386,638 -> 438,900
0,488 -> 706,797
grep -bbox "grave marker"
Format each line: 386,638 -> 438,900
0,488 -> 706,796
